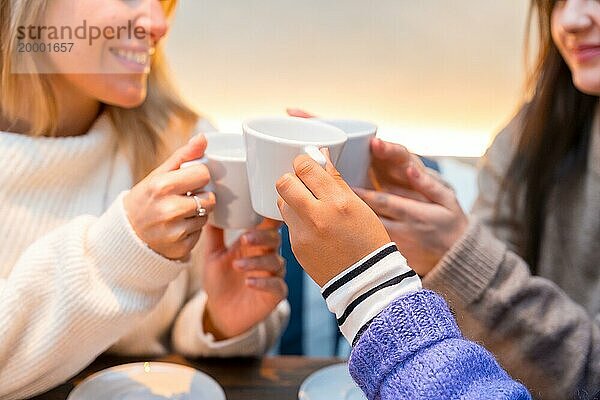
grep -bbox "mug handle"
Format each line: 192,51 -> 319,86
180,157 -> 207,169
303,145 -> 328,168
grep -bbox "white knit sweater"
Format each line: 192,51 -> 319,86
0,115 -> 289,399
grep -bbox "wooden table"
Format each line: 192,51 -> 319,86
32,355 -> 343,400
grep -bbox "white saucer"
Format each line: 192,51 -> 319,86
67,362 -> 226,400
298,363 -> 366,400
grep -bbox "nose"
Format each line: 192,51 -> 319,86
557,0 -> 593,34
135,0 -> 169,44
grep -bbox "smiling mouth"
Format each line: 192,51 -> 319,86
109,47 -> 155,67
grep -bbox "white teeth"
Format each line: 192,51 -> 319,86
110,48 -> 150,66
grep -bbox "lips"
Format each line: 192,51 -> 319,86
570,44 -> 600,63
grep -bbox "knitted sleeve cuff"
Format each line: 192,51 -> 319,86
321,243 -> 422,344
423,218 -> 507,305
87,191 -> 189,291
349,290 -> 461,400
172,291 -> 289,358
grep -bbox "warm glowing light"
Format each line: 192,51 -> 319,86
144,362 -> 151,373
376,125 -> 492,157
196,117 -> 492,157
168,1 -> 528,158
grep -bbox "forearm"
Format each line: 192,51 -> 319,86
424,219 -> 600,398
172,291 -> 290,358
350,291 -> 530,400
0,193 -> 186,399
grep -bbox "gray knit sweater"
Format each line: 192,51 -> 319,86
424,111 -> 600,400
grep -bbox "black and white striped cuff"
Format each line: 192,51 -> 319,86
320,243 -> 422,344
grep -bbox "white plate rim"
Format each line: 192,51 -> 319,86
67,361 -> 226,400
298,362 -> 365,400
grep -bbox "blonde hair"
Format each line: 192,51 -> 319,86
0,0 -> 198,182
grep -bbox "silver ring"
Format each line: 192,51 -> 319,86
192,195 -> 207,217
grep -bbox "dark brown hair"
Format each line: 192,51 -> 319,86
499,0 -> 598,273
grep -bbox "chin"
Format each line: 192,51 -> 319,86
103,96 -> 146,109
103,87 -> 148,109
572,72 -> 600,96
115,95 -> 147,109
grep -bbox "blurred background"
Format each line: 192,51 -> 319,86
166,0 -> 529,157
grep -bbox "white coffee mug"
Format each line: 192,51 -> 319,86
243,117 -> 348,220
318,119 -> 378,188
182,133 -> 262,230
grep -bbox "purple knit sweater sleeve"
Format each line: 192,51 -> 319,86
349,290 -> 531,400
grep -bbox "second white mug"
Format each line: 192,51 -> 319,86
183,133 -> 263,230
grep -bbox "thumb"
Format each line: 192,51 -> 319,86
406,164 -> 457,209
371,139 -> 426,178
320,147 -> 347,187
371,138 -> 412,164
153,135 -> 208,175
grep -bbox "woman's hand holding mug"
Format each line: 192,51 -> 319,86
355,158 -> 468,276
202,220 -> 287,340
124,135 -> 216,261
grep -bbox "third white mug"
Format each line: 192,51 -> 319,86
318,119 -> 377,188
